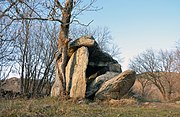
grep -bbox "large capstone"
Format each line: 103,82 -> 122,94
68,36 -> 122,79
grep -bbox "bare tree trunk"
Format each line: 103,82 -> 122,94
20,21 -> 29,94
51,0 -> 73,97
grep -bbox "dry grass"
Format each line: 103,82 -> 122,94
0,97 -> 180,117
108,98 -> 137,106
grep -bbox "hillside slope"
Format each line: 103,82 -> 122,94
132,72 -> 180,101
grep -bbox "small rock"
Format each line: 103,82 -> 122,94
175,101 -> 180,104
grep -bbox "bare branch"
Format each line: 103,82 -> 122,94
13,17 -> 63,23
0,1 -> 17,19
17,0 -> 42,18
72,19 -> 94,26
72,0 -> 102,19
55,0 -> 64,11
0,19 -> 15,34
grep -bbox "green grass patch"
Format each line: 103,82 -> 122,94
0,97 -> 180,117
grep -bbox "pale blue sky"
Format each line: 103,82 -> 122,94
7,0 -> 180,78
79,0 -> 180,70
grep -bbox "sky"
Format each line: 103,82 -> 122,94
79,0 -> 180,70
6,0 -> 180,78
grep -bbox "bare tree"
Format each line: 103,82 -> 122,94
129,49 -> 179,101
50,0 -> 100,97
1,0 -> 100,97
14,21 -> 59,97
1,0 -> 58,96
158,50 -> 177,100
0,2 -> 18,93
175,40 -> 180,73
0,4 -> 16,79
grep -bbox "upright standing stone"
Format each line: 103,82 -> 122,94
66,46 -> 89,99
65,52 -> 76,93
